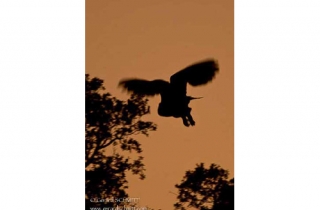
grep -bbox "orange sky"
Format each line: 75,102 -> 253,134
86,0 -> 233,209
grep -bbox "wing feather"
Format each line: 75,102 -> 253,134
118,79 -> 169,96
170,59 -> 219,87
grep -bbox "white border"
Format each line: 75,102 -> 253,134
0,0 -> 84,209
1,0 -> 320,209
235,0 -> 320,209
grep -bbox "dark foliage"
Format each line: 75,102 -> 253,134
85,74 -> 157,209
174,163 -> 234,210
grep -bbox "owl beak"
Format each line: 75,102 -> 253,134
189,96 -> 203,100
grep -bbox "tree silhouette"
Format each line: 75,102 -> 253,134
174,163 -> 234,210
85,74 -> 157,209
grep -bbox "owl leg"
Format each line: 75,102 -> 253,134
187,114 -> 195,126
182,116 -> 190,127
186,107 -> 195,126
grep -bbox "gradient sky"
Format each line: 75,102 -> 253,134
86,0 -> 233,209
